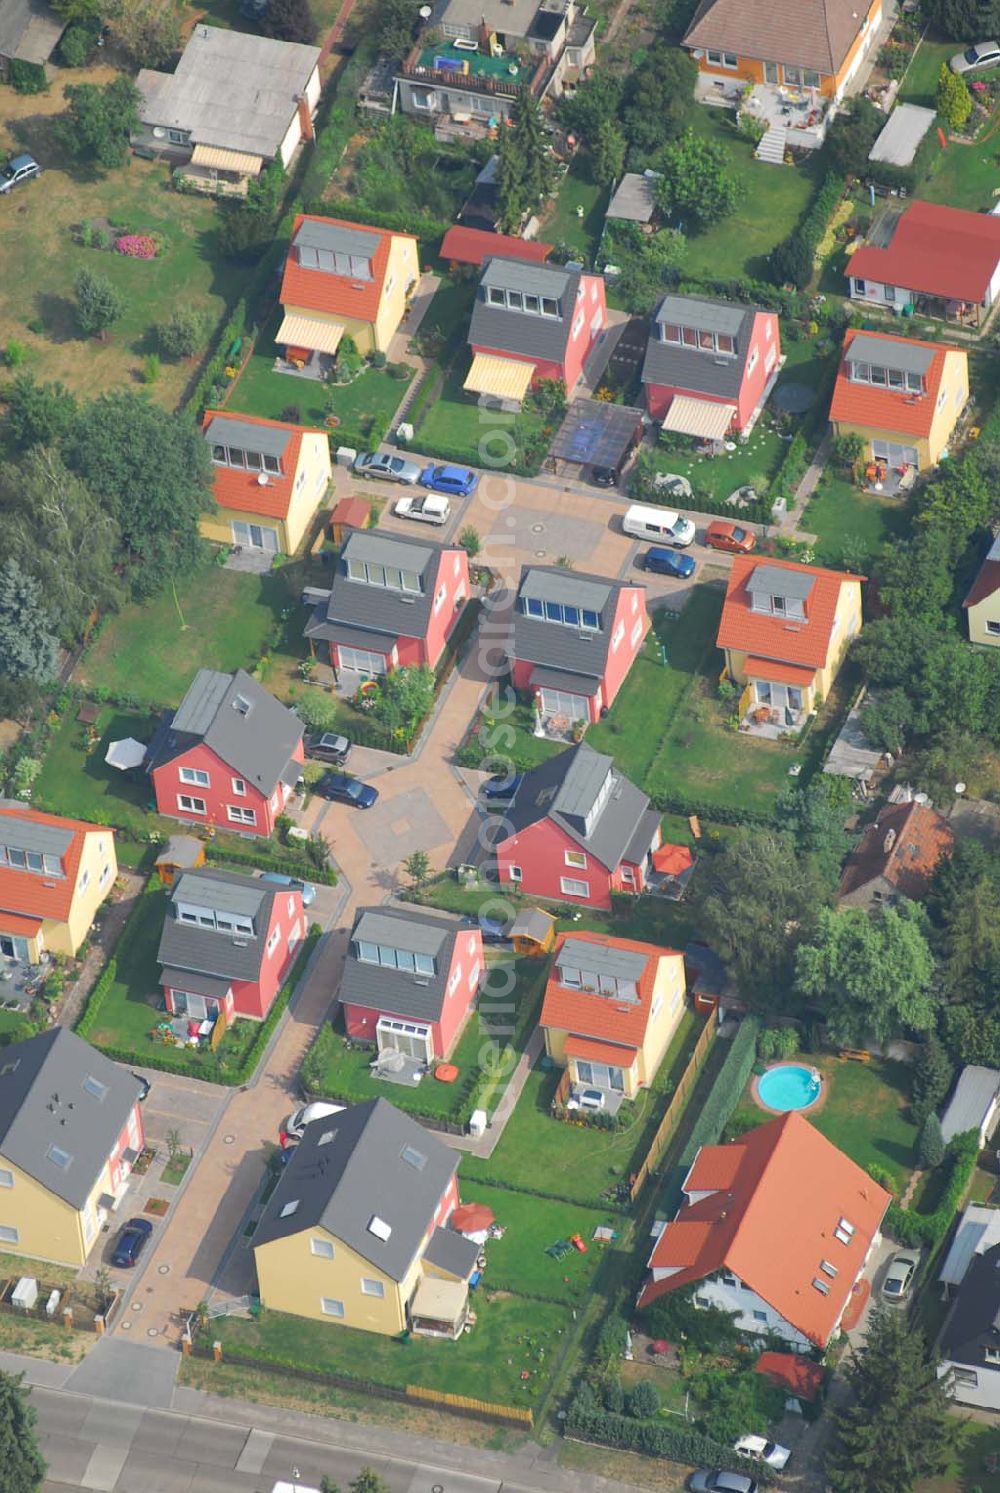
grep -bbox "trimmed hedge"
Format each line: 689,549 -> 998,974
304,198 -> 450,247
205,845 -> 337,887
885,1133 -> 979,1249
649,790 -> 776,828
565,1396 -> 774,1481
75,959 -> 117,1040
770,172 -> 845,288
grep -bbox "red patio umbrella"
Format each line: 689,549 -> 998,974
452,1203 -> 496,1234
652,843 -> 695,877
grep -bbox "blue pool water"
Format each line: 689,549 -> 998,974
757,1063 -> 823,1112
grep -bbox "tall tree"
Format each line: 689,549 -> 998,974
620,45 -> 696,153
2,375 -> 77,451
0,560 -> 59,685
827,1308 -> 959,1493
496,87 -> 555,232
557,66 -> 624,145
775,776 -> 854,887
374,0 -> 419,58
59,77 -> 142,169
104,0 -> 180,66
654,128 -> 741,231
0,1370 -> 46,1493
260,0 -> 317,44
794,903 -> 937,1047
591,117 -> 626,188
910,1033 -> 955,1127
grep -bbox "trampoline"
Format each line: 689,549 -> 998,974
550,398 -> 645,469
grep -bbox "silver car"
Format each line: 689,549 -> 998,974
951,40 -> 1000,72
882,1250 -> 919,1302
353,451 -> 422,484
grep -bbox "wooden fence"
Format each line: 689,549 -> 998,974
406,1384 -> 533,1427
629,1018 -> 716,1203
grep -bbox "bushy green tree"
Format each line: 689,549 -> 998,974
620,45 -> 696,154
60,78 -> 142,169
627,1379 -> 660,1419
775,775 -> 854,887
910,1033 -> 955,1127
369,666 -> 435,739
496,87 -> 556,233
260,0 -> 317,42
105,0 -> 180,66
2,375 -> 77,451
795,903 -> 937,1047
592,117 -> 626,187
937,62 -> 973,131
0,560 -> 59,684
824,97 -> 884,176
918,1111 -> 946,1168
375,0 -> 419,58
0,1371 -> 45,1493
74,269 -> 124,336
156,306 -> 209,360
655,128 -> 740,231
558,67 -> 624,144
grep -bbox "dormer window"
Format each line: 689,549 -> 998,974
355,939 -> 435,976
521,597 -> 600,630
345,557 -> 422,593
487,286 -> 505,306
541,296 -> 558,317
487,284 -> 561,317
0,844 -> 64,877
297,245 -> 372,279
211,444 -> 283,476
848,359 -> 924,394
661,321 -> 736,356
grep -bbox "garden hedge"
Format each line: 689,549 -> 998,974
885,1132 -> 980,1249
770,172 -> 845,288
205,845 -> 337,887
74,959 -> 117,1040
565,1394 -> 775,1481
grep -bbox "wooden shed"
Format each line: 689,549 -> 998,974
329,495 -> 372,546
510,907 -> 556,958
154,834 -> 206,887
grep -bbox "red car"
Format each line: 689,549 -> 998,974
705,520 -> 757,554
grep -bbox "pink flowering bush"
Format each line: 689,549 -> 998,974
115,234 -> 158,259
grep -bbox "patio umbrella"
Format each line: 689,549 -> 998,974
652,843 -> 695,877
104,738 -> 147,771
452,1202 -> 495,1234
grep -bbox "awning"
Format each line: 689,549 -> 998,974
652,843 -> 695,876
190,144 -> 263,177
410,1275 -> 468,1325
531,665 -> 601,698
565,1035 -> 638,1067
0,913 -> 41,938
276,314 -> 345,356
104,737 -> 147,771
744,657 -> 817,687
464,352 -> 535,402
661,395 -> 736,441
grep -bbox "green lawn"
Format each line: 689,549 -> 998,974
227,310 -> 413,447
457,1184 -> 624,1303
920,1418 -> 1000,1493
898,38 -> 956,109
207,1292 -> 568,1408
803,474 -> 911,566
542,156 -> 608,261
413,356 -> 545,470
33,707 -> 162,836
461,1009 -> 701,1204
917,129 -> 1000,213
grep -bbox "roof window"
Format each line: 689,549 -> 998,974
400,1145 -> 427,1171
368,1214 -> 392,1242
811,1278 -> 830,1296
46,1144 -> 73,1170
279,1199 -> 300,1218
82,1076 -> 108,1102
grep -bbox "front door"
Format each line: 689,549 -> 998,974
232,521 -> 279,552
170,991 -> 219,1021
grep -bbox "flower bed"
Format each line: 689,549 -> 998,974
115,234 -> 158,259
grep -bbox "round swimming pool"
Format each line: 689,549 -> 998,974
756,1063 -> 824,1113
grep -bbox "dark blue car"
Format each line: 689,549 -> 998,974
316,772 -> 379,808
644,546 -> 696,579
111,1217 -> 153,1268
480,771 -> 524,805
420,464 -> 479,497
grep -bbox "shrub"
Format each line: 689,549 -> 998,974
886,1133 -> 979,1248
937,63 -> 972,131
5,341 -> 27,369
918,1111 -> 945,1169
9,58 -> 47,93
628,1380 -> 661,1419
74,269 -> 124,336
565,1395 -> 774,1481
603,1379 -> 625,1414
769,172 -> 844,288
156,306 -> 208,360
115,234 -> 158,259
867,1162 -> 896,1197
142,353 -> 161,385
59,23 -> 97,65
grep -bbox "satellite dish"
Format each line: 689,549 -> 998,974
256,472 -> 268,486
152,127 -> 166,139
955,781 -> 967,795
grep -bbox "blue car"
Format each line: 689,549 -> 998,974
111,1216 -> 153,1268
258,871 -> 317,907
420,464 -> 479,497
480,771 -> 524,806
644,546 -> 696,579
316,772 -> 379,808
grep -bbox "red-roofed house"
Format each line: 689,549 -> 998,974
638,1112 -> 891,1348
201,411 -> 331,557
755,1352 -> 825,1403
848,201 -> 1000,328
540,931 -> 687,1103
838,800 -> 955,910
278,215 -> 419,370
829,329 -> 968,477
963,534 -> 1000,647
718,557 -> 863,733
440,227 -> 553,271
0,807 -> 117,964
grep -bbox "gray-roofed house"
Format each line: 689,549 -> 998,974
939,1204 -> 1000,1294
494,742 -> 661,909
0,0 -> 64,80
941,1066 -> 1000,1149
157,867 -> 306,1023
465,256 -> 607,407
642,292 -> 783,440
303,530 -> 471,681
508,563 -> 650,728
939,1241 -> 1000,1409
339,905 -> 484,1062
253,1097 -> 479,1337
147,668 -> 304,838
0,1028 -> 145,1266
133,24 -> 320,195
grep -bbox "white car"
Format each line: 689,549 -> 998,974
951,40 -> 1000,73
280,1101 -> 345,1147
733,1436 -> 791,1471
394,493 -> 451,526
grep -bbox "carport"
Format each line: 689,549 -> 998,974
548,398 -> 644,478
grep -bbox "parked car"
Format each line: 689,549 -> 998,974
304,731 -> 352,765
258,871 -> 317,908
480,771 -> 524,805
420,463 -> 478,496
131,1073 -> 151,1103
567,1088 -> 606,1112
394,493 -> 451,526
315,771 -> 379,808
0,154 -> 41,194
623,503 -> 696,547
882,1250 -> 919,1303
689,1473 -> 757,1493
280,1101 -> 345,1147
733,1436 -> 791,1471
111,1216 -> 153,1268
475,913 -> 509,944
951,39 -> 1000,72
353,451 -> 422,484
705,520 -> 757,554
590,463 -> 622,488
643,546 -> 696,579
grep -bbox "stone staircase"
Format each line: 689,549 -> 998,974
755,124 -> 787,165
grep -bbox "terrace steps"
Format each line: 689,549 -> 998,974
755,124 -> 788,165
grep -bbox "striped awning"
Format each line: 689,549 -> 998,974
190,144 -> 263,176
464,352 -> 535,402
661,395 -> 736,442
276,314 -> 345,356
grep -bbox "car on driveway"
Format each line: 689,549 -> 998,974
420,463 -> 478,496
280,1100 -> 345,1147
951,39 -> 1000,72
111,1217 -> 153,1268
315,771 -> 379,808
689,1472 -> 757,1493
882,1249 -> 919,1303
304,731 -> 352,765
705,520 -> 757,554
733,1436 -> 791,1471
643,546 -> 696,579
394,492 -> 451,526
258,871 -> 317,908
480,771 -> 524,805
0,154 -> 41,194
354,451 -> 422,484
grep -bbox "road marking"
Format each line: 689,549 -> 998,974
235,1427 -> 275,1473
80,1445 -> 127,1491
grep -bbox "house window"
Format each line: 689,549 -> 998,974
953,1367 -> 979,1387
83,1076 -> 108,1102
320,1297 -> 345,1317
487,286 -> 505,306
280,1200 -> 300,1218
167,129 -> 188,144
46,1144 -> 72,1170
747,347 -> 759,375
565,850 -> 587,869
266,926 -> 280,958
79,868 -> 90,894
620,865 -> 635,884
630,618 -> 643,647
560,876 -> 589,898
611,620 -> 624,650
507,290 -> 523,311
99,863 -> 112,887
361,1278 -> 385,1298
572,311 -> 585,339
0,1170 -> 12,1189
0,1226 -> 18,1244
541,297 -> 559,317
752,1309 -> 767,1322
227,805 -> 257,826
706,48 -> 737,68
508,865 -> 522,882
310,1238 -> 334,1259
178,795 -> 207,815
722,1272 -> 739,1287
179,767 -> 210,788
987,621 -> 1000,636
232,778 -> 247,796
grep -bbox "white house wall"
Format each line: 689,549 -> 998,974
939,1359 -> 1000,1411
693,1278 -> 813,1351
835,4 -> 882,99
986,259 -> 1000,310
278,109 -> 304,169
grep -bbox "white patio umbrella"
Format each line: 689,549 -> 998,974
104,738 -> 147,771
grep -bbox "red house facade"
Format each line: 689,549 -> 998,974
465,257 -> 607,404
493,743 -> 662,911
147,669 -> 305,838
642,294 -> 781,440
509,565 -> 648,727
338,906 -> 483,1063
305,530 -> 470,680
157,868 -> 304,1022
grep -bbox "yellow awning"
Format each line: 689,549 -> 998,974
276,314 -> 345,356
464,352 -> 535,402
661,395 -> 736,442
411,1275 -> 468,1324
190,144 -> 263,176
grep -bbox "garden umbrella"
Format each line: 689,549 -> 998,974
452,1203 -> 495,1234
104,738 -> 147,771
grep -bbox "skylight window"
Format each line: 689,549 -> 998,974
368,1215 -> 392,1241
46,1145 -> 73,1170
819,1259 -> 838,1279
279,1199 -> 300,1218
82,1076 -> 108,1102
811,1278 -> 830,1296
318,1130 -> 335,1146
401,1145 -> 427,1171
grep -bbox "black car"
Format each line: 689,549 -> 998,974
111,1216 -> 153,1268
589,463 -> 620,487
315,772 -> 379,808
480,771 -> 524,806
131,1072 -> 151,1102
304,731 -> 352,765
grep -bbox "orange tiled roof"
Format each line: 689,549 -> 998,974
829,330 -> 951,439
203,411 -> 323,522
0,807 -> 97,924
639,1111 -> 891,1347
279,214 -> 413,324
717,556 -> 860,671
0,912 -> 42,936
744,656 -> 817,687
838,800 -> 956,901
564,1034 -> 638,1065
539,931 -> 681,1049
755,1351 -> 824,1402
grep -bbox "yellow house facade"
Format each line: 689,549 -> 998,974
255,1221 -> 422,1335
279,217 -> 420,359
963,536 -> 1000,647
829,338 -> 969,474
0,808 -> 117,964
201,414 -> 331,557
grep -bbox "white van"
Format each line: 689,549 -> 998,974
623,503 -> 696,547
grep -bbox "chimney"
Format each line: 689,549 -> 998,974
883,828 -> 896,855
297,93 -> 315,143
